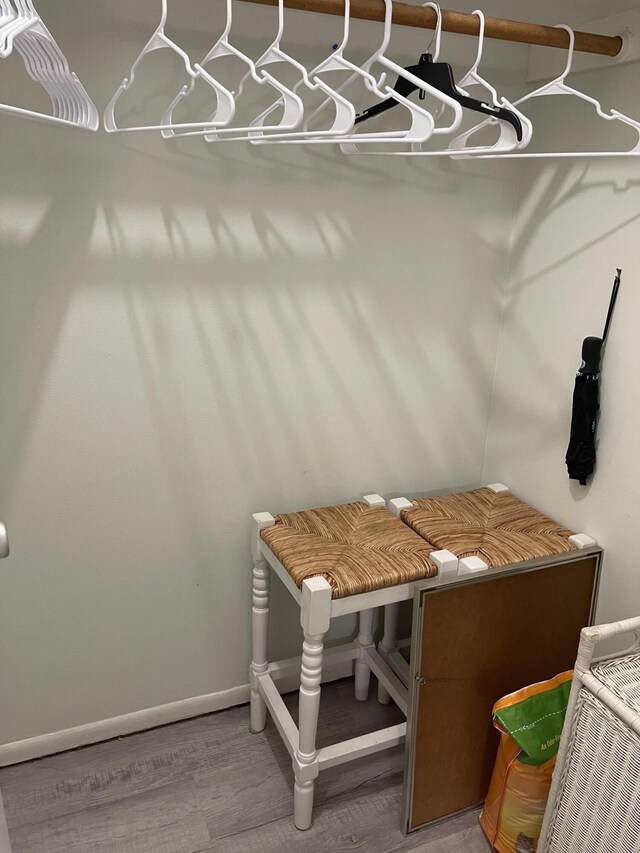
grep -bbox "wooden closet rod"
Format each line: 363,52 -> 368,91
238,0 -> 623,58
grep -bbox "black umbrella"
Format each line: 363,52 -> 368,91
566,268 -> 622,485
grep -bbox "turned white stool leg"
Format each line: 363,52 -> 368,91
354,608 -> 375,701
293,577 -> 332,830
377,602 -> 400,705
249,513 -> 275,734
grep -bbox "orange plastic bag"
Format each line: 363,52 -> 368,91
479,671 -> 573,853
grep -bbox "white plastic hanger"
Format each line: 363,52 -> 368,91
12,0 -> 87,124
242,0 -> 366,142
0,0 -> 15,28
247,0 -> 316,93
0,0 -> 98,129
245,0 -> 358,141
256,0 -> 458,147
104,0 -> 237,134
457,11 -> 498,102
447,9 -> 532,155
16,31 -> 82,123
473,24 -> 640,158
345,3 -> 527,157
342,1 -> 463,148
308,0 -> 454,145
330,2 -> 462,153
0,0 -> 34,57
191,0 -> 309,141
158,0 -> 305,141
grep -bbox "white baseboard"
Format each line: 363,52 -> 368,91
0,684 -> 250,767
0,658 -> 354,767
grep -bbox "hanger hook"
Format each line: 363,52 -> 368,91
335,0 -> 351,53
364,0 -> 392,91
275,0 -> 285,43
221,0 -> 233,40
422,2 -> 442,62
554,23 -> 576,80
470,9 -> 485,72
378,0 -> 393,57
159,0 -> 168,30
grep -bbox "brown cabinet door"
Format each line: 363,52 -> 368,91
407,556 -> 598,832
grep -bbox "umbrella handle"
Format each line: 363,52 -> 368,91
580,336 -> 603,376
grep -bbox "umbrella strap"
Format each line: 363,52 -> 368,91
602,268 -> 622,344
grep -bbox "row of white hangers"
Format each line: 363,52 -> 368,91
101,0 -> 640,158
2,0 -> 639,157
0,0 -> 98,129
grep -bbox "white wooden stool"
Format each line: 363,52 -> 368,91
249,494 -> 454,830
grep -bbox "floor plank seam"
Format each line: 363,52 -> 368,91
215,807 -> 289,842
318,767 -> 401,807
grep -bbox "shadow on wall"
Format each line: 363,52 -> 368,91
0,190 -> 99,500
490,159 -> 640,460
0,127 -> 512,508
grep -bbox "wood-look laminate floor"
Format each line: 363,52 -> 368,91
0,679 -> 489,853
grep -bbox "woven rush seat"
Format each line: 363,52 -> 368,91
261,500 -> 437,598
399,487 -> 577,568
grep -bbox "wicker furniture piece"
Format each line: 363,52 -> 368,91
539,616 -> 640,853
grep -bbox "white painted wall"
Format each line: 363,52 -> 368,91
483,58 -> 640,625
0,0 -> 525,746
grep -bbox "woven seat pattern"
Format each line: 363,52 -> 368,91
261,501 -> 437,599
400,487 -> 576,568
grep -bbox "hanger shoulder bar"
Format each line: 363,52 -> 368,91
237,0 -> 623,58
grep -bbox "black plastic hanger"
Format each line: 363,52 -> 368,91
355,53 -> 523,142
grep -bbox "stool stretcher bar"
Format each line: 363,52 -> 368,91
388,649 -> 410,687
238,0 -> 623,57
257,674 -> 299,757
318,723 -> 407,772
362,647 -> 408,716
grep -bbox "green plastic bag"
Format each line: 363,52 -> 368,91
494,673 -> 573,765
480,671 -> 573,852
